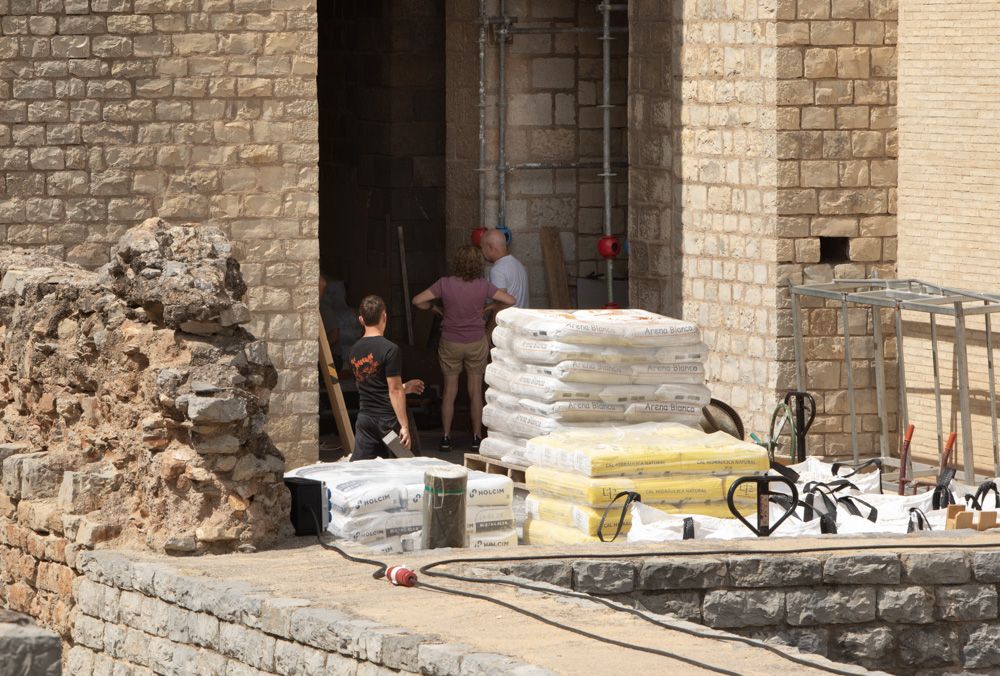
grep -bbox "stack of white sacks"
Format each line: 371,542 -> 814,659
481,308 -> 710,465
285,458 -> 516,553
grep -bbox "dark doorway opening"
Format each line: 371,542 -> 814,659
317,1 -> 450,455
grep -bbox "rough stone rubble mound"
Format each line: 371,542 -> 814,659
0,217 -> 290,555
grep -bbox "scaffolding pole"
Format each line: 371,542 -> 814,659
496,3 -> 510,230
599,1 -> 614,306
477,0 -> 488,230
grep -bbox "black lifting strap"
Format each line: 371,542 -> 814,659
837,494 -> 878,523
771,492 -> 838,535
967,480 -> 1000,511
907,507 -> 933,533
831,458 -> 884,494
598,491 -> 642,543
932,481 -> 956,511
769,460 -> 800,484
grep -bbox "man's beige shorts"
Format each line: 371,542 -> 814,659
438,336 -> 489,376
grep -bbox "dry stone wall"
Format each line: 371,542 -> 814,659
0,0 -> 319,468
507,548 -> 1000,673
0,217 -> 290,638
68,549 -> 554,676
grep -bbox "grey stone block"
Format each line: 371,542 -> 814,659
508,561 -> 572,588
459,653 -> 554,676
877,585 -> 935,624
936,584 -> 998,621
736,627 -> 829,656
823,553 -> 900,585
224,660 -> 273,676
116,590 -> 144,631
78,550 -> 135,590
102,623 -> 126,661
632,590 -> 703,622
67,646 -> 95,675
72,614 -> 105,650
572,559 -> 635,594
260,597 -> 311,639
189,612 -> 221,650
702,589 -> 785,628
288,607 -> 354,653
727,555 -> 823,587
786,586 -> 876,626
897,625 -> 958,669
830,625 -> 894,662
418,642 -> 468,676
326,653 -> 359,676
972,552 -> 1000,583
75,579 -> 121,622
0,622 -> 62,676
962,623 -> 1000,668
376,628 -> 422,671
902,552 -> 971,584
219,622 -> 275,672
638,557 -> 727,590
274,639 -> 328,675
333,618 -> 382,660
130,561 -> 160,595
119,627 -> 153,668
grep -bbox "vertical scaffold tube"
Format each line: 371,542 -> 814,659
600,2 -> 614,305
478,0 -> 487,230
497,1 -> 508,229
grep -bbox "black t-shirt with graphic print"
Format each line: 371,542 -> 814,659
349,335 -> 401,419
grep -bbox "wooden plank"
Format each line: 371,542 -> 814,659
319,327 -> 355,455
540,227 -> 572,309
396,220 -> 415,346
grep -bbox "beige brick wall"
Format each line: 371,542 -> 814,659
898,0 -> 1000,474
774,0 -> 898,457
446,0 -> 628,308
0,0 -> 319,468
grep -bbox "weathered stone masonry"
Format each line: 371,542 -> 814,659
507,548 -> 1000,673
0,0 -> 320,468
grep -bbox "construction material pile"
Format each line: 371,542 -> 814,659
286,458 -> 516,553
482,309 -> 710,465
520,423 -> 769,545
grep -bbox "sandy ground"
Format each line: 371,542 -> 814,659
123,532 -> 1000,675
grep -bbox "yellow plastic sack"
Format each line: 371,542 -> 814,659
526,465 -> 757,507
523,518 -> 602,546
525,425 -> 769,477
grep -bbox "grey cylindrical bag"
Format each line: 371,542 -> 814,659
422,466 -> 468,549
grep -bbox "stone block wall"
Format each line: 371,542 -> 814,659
0,0 -> 320,468
508,548 -> 1000,673
66,549 -> 553,676
446,0 -> 629,309
897,0 -> 1000,474
774,0 -> 898,457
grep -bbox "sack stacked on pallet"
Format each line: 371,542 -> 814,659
481,309 -> 710,465
520,422 -> 769,545
285,458 -> 516,553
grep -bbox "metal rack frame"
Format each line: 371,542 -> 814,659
790,279 -> 1000,482
476,1 -> 628,306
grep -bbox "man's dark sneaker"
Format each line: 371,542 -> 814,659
439,435 -> 452,452
471,435 -> 482,453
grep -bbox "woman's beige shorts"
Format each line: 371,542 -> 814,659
438,336 -> 489,376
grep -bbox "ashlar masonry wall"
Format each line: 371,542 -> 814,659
507,548 -> 1000,673
0,0 -> 320,468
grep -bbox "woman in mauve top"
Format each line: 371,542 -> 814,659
413,245 -> 516,453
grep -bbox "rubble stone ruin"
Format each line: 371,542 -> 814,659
0,217 -> 290,559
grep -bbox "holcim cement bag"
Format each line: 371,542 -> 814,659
497,308 -> 702,347
482,403 -> 601,440
518,397 -> 627,422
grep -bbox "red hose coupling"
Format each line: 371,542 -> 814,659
386,566 -> 418,587
598,235 -> 621,259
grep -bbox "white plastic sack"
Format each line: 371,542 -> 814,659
497,308 -> 701,347
493,325 -> 708,365
331,504 -> 515,545
768,456 -> 883,495
479,432 -> 526,461
623,401 -> 704,423
626,502 -> 823,542
483,403 -> 600,440
485,362 -> 604,402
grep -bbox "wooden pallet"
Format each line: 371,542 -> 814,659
464,453 -> 527,489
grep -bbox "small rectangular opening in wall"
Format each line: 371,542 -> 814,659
820,237 -> 850,264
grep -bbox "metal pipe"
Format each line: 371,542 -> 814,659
986,305 -> 999,476
930,313 -> 944,462
954,304 -> 975,482
842,295 -> 859,464
477,0 -> 487,230
496,3 -> 509,230
791,288 -> 805,392
599,1 -> 613,305
508,160 -> 628,171
510,25 -> 628,34
873,305 -> 889,459
895,301 -> 910,478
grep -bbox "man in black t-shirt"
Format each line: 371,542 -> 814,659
348,295 -> 424,460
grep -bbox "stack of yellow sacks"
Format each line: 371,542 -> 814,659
522,422 -> 768,544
